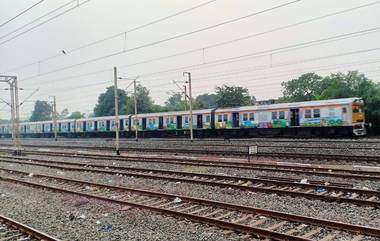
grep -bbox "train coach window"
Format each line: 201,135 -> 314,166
271,112 -> 278,120
165,118 -> 169,124
313,109 -> 320,118
279,111 -> 285,119
223,114 -> 228,122
185,116 -> 189,123
218,115 -> 222,122
305,109 -> 312,118
206,115 -> 211,122
249,113 -> 255,121
342,107 -> 347,113
243,113 -> 248,121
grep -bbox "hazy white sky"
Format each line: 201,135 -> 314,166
0,0 -> 379,119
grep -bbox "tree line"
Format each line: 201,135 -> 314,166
28,70 -> 380,127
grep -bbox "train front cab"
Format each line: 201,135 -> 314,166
352,100 -> 366,136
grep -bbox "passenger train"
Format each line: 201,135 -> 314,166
0,97 -> 366,138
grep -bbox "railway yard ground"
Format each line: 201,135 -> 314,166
0,138 -> 379,240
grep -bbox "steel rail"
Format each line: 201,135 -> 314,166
0,156 -> 378,207
0,214 -> 62,241
9,149 -> 380,181
0,169 -> 379,240
1,143 -> 379,161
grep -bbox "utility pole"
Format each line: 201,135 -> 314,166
183,72 -> 193,141
51,96 -> 58,141
0,75 -> 21,155
113,67 -> 120,155
134,79 -> 138,142
183,85 -> 187,111
118,76 -> 139,141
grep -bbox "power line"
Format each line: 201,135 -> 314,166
0,0 -> 91,46
21,28 -> 380,89
34,55 -> 380,99
14,0 -> 302,79
4,1 -> 379,77
0,0 -> 45,28
19,21 -> 380,84
50,67 -> 380,105
3,0 -> 219,73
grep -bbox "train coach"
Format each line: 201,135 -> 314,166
0,97 -> 366,138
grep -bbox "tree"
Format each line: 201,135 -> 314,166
280,73 -> 323,102
68,111 -> 84,119
124,84 -> 155,114
59,108 -> 69,119
279,71 -> 380,126
30,100 -> 52,121
317,71 -> 380,126
165,92 -> 186,111
94,86 -> 127,117
215,85 -> 251,107
0,119 -> 9,124
194,93 -> 216,109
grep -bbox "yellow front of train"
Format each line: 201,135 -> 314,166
352,100 -> 366,136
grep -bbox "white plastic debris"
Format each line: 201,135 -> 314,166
300,178 -> 308,184
96,220 -> 101,225
173,197 -> 182,203
79,214 -> 86,219
28,173 -> 34,177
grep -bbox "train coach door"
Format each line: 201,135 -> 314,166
197,114 -> 203,128
232,112 -> 239,128
142,118 -> 147,130
176,116 -> 182,129
290,109 -> 300,126
158,116 -> 164,129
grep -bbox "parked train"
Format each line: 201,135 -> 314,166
0,97 -> 366,138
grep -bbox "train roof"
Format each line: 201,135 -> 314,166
215,97 -> 362,113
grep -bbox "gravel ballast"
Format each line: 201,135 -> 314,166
0,161 -> 378,230
0,181 -> 242,241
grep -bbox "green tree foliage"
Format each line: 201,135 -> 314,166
124,84 -> 155,114
94,86 -> 127,117
195,93 -> 217,109
165,92 -> 186,111
215,85 -> 251,107
280,71 -> 380,125
0,119 -> 10,124
68,111 -> 84,119
280,73 -> 323,102
59,108 -> 69,119
30,100 -> 52,121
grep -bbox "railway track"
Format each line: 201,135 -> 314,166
1,155 -> 379,207
0,214 -> 61,241
0,168 -> 379,241
6,148 -> 380,181
1,143 -> 380,162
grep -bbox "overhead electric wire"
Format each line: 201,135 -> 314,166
132,31 -> 380,79
0,0 -> 45,28
35,55 -> 380,98
4,0 -> 379,75
22,29 -> 380,89
54,67 -> 380,105
19,21 -> 380,83
12,0 -> 302,79
2,0 -> 219,73
0,0 -> 91,46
